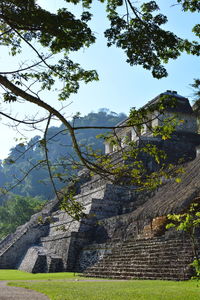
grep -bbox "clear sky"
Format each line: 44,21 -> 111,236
0,0 -> 199,159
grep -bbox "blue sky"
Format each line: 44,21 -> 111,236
0,0 -> 199,159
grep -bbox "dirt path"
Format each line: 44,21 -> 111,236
0,281 -> 49,300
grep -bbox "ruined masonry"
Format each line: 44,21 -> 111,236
0,91 -> 200,280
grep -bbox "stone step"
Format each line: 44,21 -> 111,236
87,264 -> 192,272
119,240 -> 191,248
110,247 -> 191,254
105,246 -> 191,257
95,258 -> 193,266
91,198 -> 122,205
109,245 -> 190,254
119,244 -> 192,252
89,256 -> 192,265
120,242 -> 191,249
91,260 -> 192,269
123,236 -> 190,243
86,270 -> 191,278
89,265 -> 191,273
85,264 -> 192,273
101,252 -> 192,262
88,258 -> 192,267
84,274 -> 186,280
106,253 -> 192,260
85,269 -> 190,275
101,257 -> 192,264
84,270 -> 190,280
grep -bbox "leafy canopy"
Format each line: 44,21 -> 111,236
0,1 -> 199,215
0,193 -> 45,239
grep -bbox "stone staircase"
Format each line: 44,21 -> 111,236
83,235 -> 195,280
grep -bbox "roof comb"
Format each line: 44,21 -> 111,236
166,90 -> 178,94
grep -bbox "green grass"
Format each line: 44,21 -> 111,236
8,280 -> 200,300
0,269 -> 79,281
1,270 -> 200,300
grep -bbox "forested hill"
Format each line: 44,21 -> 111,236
0,109 -> 126,202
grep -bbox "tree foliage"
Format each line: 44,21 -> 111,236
191,79 -> 200,116
0,193 -> 44,239
0,1 -> 199,217
167,201 -> 200,278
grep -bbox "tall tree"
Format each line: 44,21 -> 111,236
0,1 -> 199,215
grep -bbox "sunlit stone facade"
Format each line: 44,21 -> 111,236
105,91 -> 198,154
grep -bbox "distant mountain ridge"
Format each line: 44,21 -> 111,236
0,109 -> 126,202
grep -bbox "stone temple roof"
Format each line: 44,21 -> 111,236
142,90 -> 194,114
115,91 -> 194,129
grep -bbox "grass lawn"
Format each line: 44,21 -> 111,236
0,269 -> 79,281
1,270 -> 200,300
